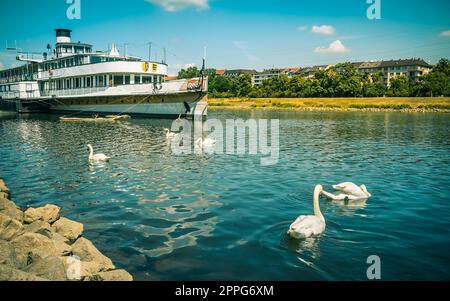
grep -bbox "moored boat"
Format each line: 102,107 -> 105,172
0,29 -> 208,120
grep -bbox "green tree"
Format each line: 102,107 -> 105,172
388,76 -> 410,97
178,66 -> 201,79
421,59 -> 450,96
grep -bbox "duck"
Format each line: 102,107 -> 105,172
288,185 -> 326,239
87,144 -> 110,162
321,182 -> 371,201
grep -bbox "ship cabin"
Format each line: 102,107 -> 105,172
0,29 -> 167,99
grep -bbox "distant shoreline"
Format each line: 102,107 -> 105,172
209,97 -> 450,113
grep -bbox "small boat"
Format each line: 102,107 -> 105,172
59,115 -> 130,122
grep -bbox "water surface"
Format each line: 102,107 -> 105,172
0,109 -> 449,280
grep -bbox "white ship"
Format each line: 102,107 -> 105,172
0,29 -> 208,119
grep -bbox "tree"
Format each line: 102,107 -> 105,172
388,76 -> 410,97
178,66 -> 201,79
421,58 -> 450,96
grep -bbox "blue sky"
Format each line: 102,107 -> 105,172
0,0 -> 449,74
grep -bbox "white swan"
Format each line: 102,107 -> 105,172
321,182 -> 371,201
165,128 -> 178,139
195,138 -> 216,148
288,185 -> 326,239
87,144 -> 110,162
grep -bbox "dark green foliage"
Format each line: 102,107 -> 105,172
177,58 -> 450,98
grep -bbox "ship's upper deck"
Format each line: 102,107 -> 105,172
0,29 -> 168,85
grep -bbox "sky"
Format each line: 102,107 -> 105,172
0,0 -> 449,75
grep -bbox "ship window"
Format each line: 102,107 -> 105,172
134,76 -> 141,84
113,75 -> 124,86
86,77 -> 91,88
98,75 -> 104,87
142,76 -> 152,84
124,75 -> 130,85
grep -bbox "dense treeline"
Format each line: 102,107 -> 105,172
177,58 -> 450,98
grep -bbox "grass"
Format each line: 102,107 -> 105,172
208,97 -> 450,112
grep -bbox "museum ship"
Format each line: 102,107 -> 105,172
0,29 -> 208,119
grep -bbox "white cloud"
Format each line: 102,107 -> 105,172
441,30 -> 450,37
297,26 -> 308,32
233,41 -> 259,62
312,25 -> 335,35
183,63 -> 197,68
314,40 -> 350,54
145,0 -> 209,12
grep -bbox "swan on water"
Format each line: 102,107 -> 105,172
195,138 -> 216,148
87,144 -> 110,162
165,128 -> 178,139
321,182 -> 371,201
288,185 -> 326,239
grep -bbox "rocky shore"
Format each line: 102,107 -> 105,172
0,178 -> 133,281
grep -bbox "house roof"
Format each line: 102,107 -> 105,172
223,69 -> 257,75
357,59 -> 433,69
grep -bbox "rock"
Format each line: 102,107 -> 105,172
0,239 -> 18,267
0,213 -> 25,241
52,232 -> 70,245
71,238 -> 115,274
0,192 -> 9,199
11,233 -> 71,268
0,197 -> 24,222
24,256 -> 68,281
86,269 -> 133,281
0,179 -> 10,194
25,220 -> 54,239
52,217 -> 83,242
24,204 -> 60,224
0,264 -> 49,281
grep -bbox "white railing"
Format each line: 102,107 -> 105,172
0,90 -> 41,99
41,86 -> 109,97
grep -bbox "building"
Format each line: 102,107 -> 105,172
354,59 -> 433,85
252,68 -> 302,86
301,65 -> 332,79
219,69 -> 257,77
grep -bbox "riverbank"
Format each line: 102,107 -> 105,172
209,97 -> 450,112
0,178 -> 133,281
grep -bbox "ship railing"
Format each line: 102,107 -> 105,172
41,87 -> 109,97
0,90 -> 41,99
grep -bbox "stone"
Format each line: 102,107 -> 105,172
0,179 -> 10,194
11,233 -> 71,268
0,213 -> 25,241
24,256 -> 68,281
86,269 -> 133,281
0,264 -> 49,281
24,204 -> 60,224
52,217 -> 83,242
0,192 -> 9,199
71,238 -> 115,274
25,220 -> 54,239
0,239 -> 18,267
0,197 -> 24,222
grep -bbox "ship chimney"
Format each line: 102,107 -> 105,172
55,29 -> 72,44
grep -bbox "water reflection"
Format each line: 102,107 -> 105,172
1,111 -> 450,280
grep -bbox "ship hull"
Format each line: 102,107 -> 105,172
0,92 -> 208,119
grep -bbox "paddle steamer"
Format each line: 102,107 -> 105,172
0,29 -> 208,119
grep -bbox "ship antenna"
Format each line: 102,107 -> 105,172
200,46 -> 206,92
